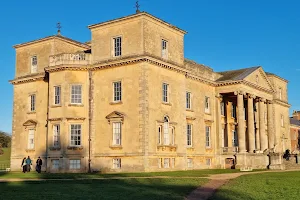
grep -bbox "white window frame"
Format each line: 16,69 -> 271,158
170,126 -> 175,145
53,124 -> 60,147
205,96 -> 210,113
113,158 -> 121,169
69,159 -> 80,170
187,124 -> 192,147
113,81 -> 122,102
163,158 -> 170,168
113,36 -> 122,57
171,158 -> 175,168
54,86 -> 61,105
70,124 -> 81,146
162,83 -> 169,103
70,84 -> 82,104
112,122 -> 122,145
158,158 -> 162,168
29,94 -> 36,112
186,92 -> 191,109
28,129 -> 35,149
187,158 -> 193,168
205,126 -> 211,148
162,39 -> 168,59
163,116 -> 169,145
52,159 -> 60,170
31,55 -> 37,73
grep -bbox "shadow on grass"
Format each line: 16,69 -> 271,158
0,178 -> 207,200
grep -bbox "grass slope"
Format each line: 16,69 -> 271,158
210,171 -> 300,200
0,178 -> 207,200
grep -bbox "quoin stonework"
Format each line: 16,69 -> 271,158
10,12 -> 291,172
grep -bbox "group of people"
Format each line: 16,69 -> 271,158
21,156 -> 43,173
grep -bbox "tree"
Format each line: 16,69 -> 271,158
0,131 -> 11,148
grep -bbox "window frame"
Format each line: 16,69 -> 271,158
52,159 -> 60,170
163,158 -> 170,168
186,92 -> 191,109
232,130 -> 238,147
187,158 -> 193,168
161,39 -> 168,59
28,129 -> 35,149
163,116 -> 170,145
220,102 -> 225,116
29,94 -> 36,112
205,126 -> 211,148
54,86 -> 61,105
158,125 -> 162,145
113,81 -> 122,102
53,124 -> 60,147
31,55 -> 38,73
70,84 -> 82,105
113,158 -> 121,169
69,159 -> 81,170
231,104 -> 236,118
187,124 -> 192,147
70,124 -> 82,147
205,96 -> 210,113
113,36 -> 122,57
162,83 -> 169,103
112,122 -> 122,145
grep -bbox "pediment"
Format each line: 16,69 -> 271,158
23,119 -> 37,127
243,67 -> 274,92
105,111 -> 125,124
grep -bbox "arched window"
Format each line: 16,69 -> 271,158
164,116 -> 169,145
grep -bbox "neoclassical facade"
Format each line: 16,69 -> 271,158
10,12 -> 290,172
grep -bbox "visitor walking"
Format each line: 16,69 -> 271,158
36,157 -> 42,173
21,157 -> 26,173
25,156 -> 32,172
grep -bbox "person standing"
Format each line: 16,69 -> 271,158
25,156 -> 32,172
21,157 -> 26,173
36,157 -> 43,173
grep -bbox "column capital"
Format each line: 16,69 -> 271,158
247,94 -> 256,99
257,97 -> 266,103
234,90 -> 245,96
266,99 -> 273,104
215,93 -> 223,101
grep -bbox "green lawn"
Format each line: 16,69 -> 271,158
0,178 -> 207,200
210,171 -> 300,200
0,169 -> 244,179
0,147 -> 11,166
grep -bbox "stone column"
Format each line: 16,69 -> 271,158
259,98 -> 268,151
247,94 -> 255,153
235,91 -> 246,153
267,100 -> 274,149
216,94 -> 223,152
254,99 -> 260,151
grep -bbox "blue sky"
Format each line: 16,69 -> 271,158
0,0 -> 299,133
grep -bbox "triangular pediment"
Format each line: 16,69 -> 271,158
106,111 -> 125,119
243,67 -> 274,92
23,119 -> 37,127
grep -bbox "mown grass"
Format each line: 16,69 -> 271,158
210,171 -> 300,200
0,147 -> 11,166
0,169 -> 247,179
0,178 -> 208,200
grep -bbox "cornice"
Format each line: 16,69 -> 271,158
216,80 -> 274,94
10,72 -> 46,85
273,99 -> 290,108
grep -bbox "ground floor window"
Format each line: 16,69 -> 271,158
187,158 -> 193,168
52,159 -> 59,170
113,158 -> 121,169
69,159 -> 80,169
206,158 -> 211,166
158,158 -> 175,168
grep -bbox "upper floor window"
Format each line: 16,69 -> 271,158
113,122 -> 122,145
70,124 -> 81,146
187,124 -> 192,147
279,88 -> 282,100
53,124 -> 60,147
54,86 -> 61,105
28,129 -> 35,149
71,85 -> 82,104
30,94 -> 36,112
31,56 -> 37,73
186,92 -> 191,109
205,96 -> 210,113
162,83 -> 169,103
220,102 -> 225,116
231,104 -> 236,118
113,81 -> 122,102
162,39 -> 168,59
113,37 -> 122,57
205,126 -> 211,148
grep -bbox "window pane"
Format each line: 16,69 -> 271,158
70,124 -> 81,146
71,85 -> 82,104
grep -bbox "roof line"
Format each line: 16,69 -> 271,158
88,12 -> 187,34
13,35 -> 90,49
266,72 -> 288,83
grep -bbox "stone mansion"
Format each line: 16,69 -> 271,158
10,11 -> 290,172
